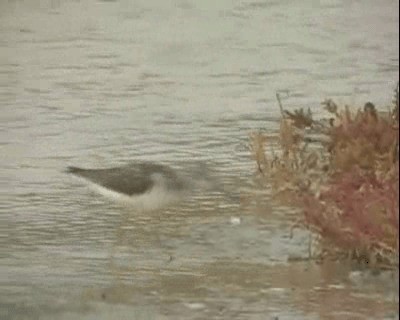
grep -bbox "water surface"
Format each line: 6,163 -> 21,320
1,0 -> 399,319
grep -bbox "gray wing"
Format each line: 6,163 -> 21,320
66,164 -> 155,196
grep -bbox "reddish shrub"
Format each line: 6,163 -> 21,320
251,87 -> 399,268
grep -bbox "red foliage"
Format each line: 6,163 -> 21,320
303,168 -> 399,263
252,91 -> 399,267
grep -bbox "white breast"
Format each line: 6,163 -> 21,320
88,181 -> 184,211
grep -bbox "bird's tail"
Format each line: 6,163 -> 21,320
65,166 -> 84,175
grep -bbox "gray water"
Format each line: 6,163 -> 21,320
1,0 -> 399,319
